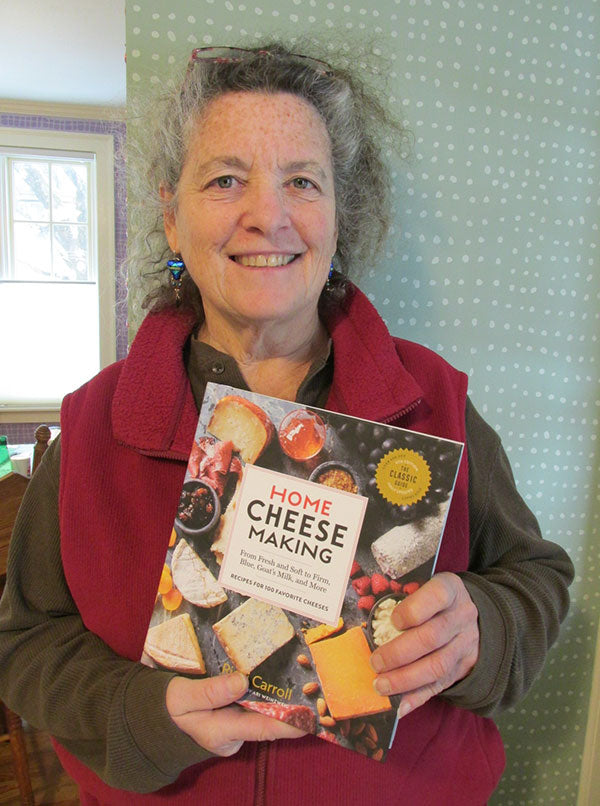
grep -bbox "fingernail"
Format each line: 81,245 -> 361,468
228,672 -> 248,696
373,677 -> 391,695
370,654 -> 383,673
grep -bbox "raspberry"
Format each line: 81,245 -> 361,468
403,581 -> 420,595
357,595 -> 376,611
350,560 -> 363,578
389,580 -> 403,594
351,575 -> 371,596
370,573 -> 390,596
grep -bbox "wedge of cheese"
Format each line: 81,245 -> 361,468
213,598 -> 294,674
171,538 -> 228,608
309,626 -> 392,720
144,613 -> 205,674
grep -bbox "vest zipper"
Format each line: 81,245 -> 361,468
255,741 -> 269,806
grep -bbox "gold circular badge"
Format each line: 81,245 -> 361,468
375,448 -> 431,507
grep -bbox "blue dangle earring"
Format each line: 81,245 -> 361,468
167,257 -> 186,305
326,260 -> 334,290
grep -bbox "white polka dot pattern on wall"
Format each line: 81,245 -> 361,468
126,2 -> 599,803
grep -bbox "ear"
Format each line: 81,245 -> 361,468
160,184 -> 179,253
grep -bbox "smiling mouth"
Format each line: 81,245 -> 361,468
232,254 -> 298,267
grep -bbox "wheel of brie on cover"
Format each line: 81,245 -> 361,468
171,537 -> 228,608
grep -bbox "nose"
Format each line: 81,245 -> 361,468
239,179 -> 291,236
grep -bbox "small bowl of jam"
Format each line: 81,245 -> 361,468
309,461 -> 360,495
175,479 -> 221,536
278,408 -> 327,461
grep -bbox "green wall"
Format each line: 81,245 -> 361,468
126,2 -> 599,802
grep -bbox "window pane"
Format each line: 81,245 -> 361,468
12,160 -> 50,221
13,221 -> 52,279
52,163 -> 88,223
0,282 -> 100,405
53,224 -> 89,280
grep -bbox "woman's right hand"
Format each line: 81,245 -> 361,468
166,673 -> 306,756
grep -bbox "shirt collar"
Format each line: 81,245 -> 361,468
186,338 -> 333,412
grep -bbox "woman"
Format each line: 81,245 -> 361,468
0,44 -> 573,805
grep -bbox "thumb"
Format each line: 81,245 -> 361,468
167,672 -> 248,718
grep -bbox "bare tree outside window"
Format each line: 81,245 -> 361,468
9,158 -> 92,282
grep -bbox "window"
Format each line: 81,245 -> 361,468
0,128 -> 116,421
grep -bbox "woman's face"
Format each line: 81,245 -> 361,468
163,91 -> 338,331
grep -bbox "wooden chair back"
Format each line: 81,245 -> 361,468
0,424 -> 51,806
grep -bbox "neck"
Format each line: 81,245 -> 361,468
197,310 -> 329,400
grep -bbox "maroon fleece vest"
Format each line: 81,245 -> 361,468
56,287 -> 504,805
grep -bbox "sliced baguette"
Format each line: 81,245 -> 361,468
208,395 -> 273,464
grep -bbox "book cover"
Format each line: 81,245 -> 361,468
141,382 -> 463,761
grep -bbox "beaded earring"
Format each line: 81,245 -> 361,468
167,257 -> 186,305
326,260 -> 335,290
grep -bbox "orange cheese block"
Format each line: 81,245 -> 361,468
309,626 -> 392,720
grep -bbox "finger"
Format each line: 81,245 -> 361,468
175,703 -> 306,756
166,672 -> 248,718
231,708 -> 308,743
373,593 -> 477,673
391,573 -> 459,631
371,614 -> 453,674
373,630 -> 479,697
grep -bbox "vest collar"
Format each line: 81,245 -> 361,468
326,284 -> 423,421
112,285 -> 423,457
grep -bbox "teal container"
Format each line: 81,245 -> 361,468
0,435 -> 12,478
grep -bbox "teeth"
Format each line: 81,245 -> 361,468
235,254 -> 296,267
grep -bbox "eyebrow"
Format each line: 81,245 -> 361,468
193,156 -> 329,181
286,160 -> 329,181
192,156 -> 249,175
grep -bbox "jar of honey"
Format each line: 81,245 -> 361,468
278,409 -> 327,461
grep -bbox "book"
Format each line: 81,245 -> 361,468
141,382 -> 463,761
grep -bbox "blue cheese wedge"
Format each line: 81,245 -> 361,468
213,599 -> 294,674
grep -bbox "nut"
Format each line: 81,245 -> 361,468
319,715 -> 336,727
316,698 -> 327,716
354,740 -> 369,755
364,723 -> 378,744
350,720 -> 366,737
371,748 -> 384,762
296,654 -> 311,668
362,735 -> 377,751
339,719 -> 351,738
302,681 -> 319,695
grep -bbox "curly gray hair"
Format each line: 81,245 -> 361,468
129,41 -> 407,318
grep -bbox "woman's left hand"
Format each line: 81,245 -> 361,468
369,572 -> 479,718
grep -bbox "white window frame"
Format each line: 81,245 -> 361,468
0,127 -> 116,423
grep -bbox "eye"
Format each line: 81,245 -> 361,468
212,175 -> 235,189
291,177 -> 316,190
208,174 -> 236,190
